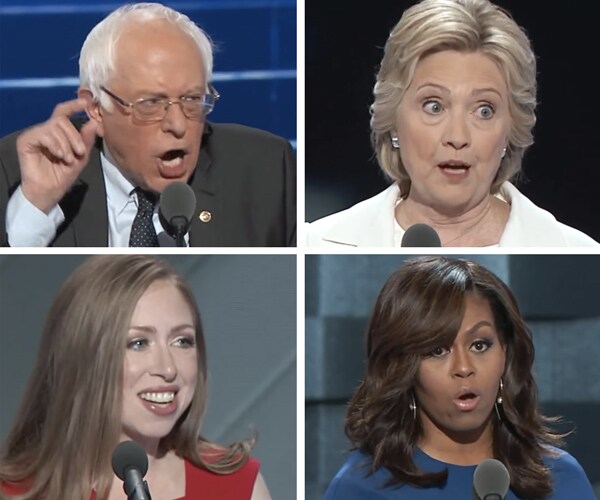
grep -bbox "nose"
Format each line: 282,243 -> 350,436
150,344 -> 177,381
451,348 -> 475,379
160,101 -> 187,139
441,108 -> 470,150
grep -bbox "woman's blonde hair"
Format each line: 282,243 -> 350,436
0,255 -> 252,500
371,0 -> 537,197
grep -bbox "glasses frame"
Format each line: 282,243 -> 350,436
99,84 -> 220,121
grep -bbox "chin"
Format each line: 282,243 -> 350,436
126,422 -> 178,440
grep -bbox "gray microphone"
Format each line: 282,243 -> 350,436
158,182 -> 196,247
111,441 -> 152,500
473,459 -> 510,500
401,223 -> 441,247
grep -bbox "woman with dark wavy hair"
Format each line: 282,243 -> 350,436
324,256 -> 595,499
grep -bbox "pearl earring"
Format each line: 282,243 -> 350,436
409,392 -> 417,419
501,147 -> 507,158
494,378 -> 504,421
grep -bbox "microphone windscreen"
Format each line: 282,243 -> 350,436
111,441 -> 149,481
473,459 -> 510,499
401,223 -> 441,247
159,181 -> 196,224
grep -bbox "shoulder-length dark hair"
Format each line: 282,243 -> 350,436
345,256 -> 564,499
0,255 -> 253,500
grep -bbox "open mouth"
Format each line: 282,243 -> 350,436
453,392 -> 480,411
438,161 -> 471,175
160,149 -> 186,168
139,391 -> 177,405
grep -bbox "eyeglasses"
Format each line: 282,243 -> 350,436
100,84 -> 220,122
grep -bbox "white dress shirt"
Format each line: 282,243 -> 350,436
5,152 -> 189,247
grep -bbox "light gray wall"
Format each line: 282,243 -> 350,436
306,254 -> 600,500
0,254 -> 296,499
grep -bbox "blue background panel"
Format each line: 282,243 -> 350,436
0,0 -> 296,140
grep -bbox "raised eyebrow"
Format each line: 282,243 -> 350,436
415,83 -> 450,94
471,87 -> 503,99
464,321 -> 496,337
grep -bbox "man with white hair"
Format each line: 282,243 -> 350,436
0,3 -> 296,247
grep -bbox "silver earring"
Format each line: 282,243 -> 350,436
501,147 -> 507,158
409,392 -> 417,420
391,134 -> 400,149
494,378 -> 504,421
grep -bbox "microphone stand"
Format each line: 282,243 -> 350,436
170,216 -> 189,247
123,468 -> 152,500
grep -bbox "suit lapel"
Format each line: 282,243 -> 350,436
65,146 -> 109,246
189,124 -> 218,247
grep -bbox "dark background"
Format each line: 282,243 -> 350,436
306,1 -> 600,242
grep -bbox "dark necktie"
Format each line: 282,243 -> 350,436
129,188 -> 159,247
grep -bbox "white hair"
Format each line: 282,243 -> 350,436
79,2 -> 214,110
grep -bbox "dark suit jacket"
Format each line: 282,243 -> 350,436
0,122 -> 296,247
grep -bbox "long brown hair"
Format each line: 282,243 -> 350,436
345,256 -> 565,498
0,255 -> 253,500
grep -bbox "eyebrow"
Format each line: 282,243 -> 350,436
415,83 -> 504,99
137,87 -> 205,98
463,320 -> 496,337
128,324 -> 195,334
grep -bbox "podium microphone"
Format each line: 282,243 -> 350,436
159,182 -> 196,247
473,459 -> 510,500
401,223 -> 442,247
112,441 -> 152,500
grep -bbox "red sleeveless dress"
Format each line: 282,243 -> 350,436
1,457 -> 260,499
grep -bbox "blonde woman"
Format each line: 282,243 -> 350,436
307,0 -> 598,247
0,255 -> 271,500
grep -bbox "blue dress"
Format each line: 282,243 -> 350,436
323,447 -> 596,499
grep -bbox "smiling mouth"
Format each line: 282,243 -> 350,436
139,391 -> 176,404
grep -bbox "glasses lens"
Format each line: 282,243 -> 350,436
132,94 -> 217,121
134,99 -> 166,120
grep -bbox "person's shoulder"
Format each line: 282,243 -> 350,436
0,128 -> 23,165
553,222 -> 600,247
500,182 -> 600,247
324,450 -> 389,499
0,480 -> 30,495
306,185 -> 398,247
208,122 -> 291,149
185,455 -> 260,498
543,447 -> 596,498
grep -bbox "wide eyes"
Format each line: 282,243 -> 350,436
428,339 -> 493,358
421,99 -> 496,119
423,100 -> 443,115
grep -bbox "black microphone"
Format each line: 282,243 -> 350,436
111,441 -> 152,500
401,223 -> 441,247
473,459 -> 510,500
159,182 -> 196,247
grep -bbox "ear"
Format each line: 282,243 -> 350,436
77,87 -> 105,138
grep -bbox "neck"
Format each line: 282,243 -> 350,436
396,193 -> 509,247
418,416 -> 494,466
118,433 -> 171,468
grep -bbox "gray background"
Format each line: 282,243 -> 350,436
0,254 -> 296,498
306,254 -> 600,499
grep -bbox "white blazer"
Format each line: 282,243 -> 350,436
306,182 -> 599,248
